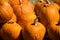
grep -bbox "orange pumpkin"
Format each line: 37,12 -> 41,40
22,19 -> 46,40
37,0 -> 59,25
9,0 -> 20,6
13,0 -> 36,25
47,24 -> 60,40
35,0 -> 48,26
35,0 -> 60,26
0,0 -> 14,24
1,20 -> 22,40
13,0 -> 34,18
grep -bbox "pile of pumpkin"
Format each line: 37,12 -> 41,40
0,0 -> 60,40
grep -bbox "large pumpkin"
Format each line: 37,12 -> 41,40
0,0 -> 14,24
35,0 -> 60,26
13,0 -> 36,25
22,19 -> 46,40
38,0 -> 59,25
1,20 -> 22,40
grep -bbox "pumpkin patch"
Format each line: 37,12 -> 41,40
0,0 -> 60,40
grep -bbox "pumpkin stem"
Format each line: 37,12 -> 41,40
44,3 -> 49,7
31,18 -> 38,25
19,0 -> 22,4
46,0 -> 50,4
8,20 -> 14,24
44,0 -> 50,7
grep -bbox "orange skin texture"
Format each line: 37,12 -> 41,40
18,12 -> 37,28
50,2 -> 60,10
13,0 -> 34,18
13,0 -> 36,26
36,2 -> 59,25
1,21 -> 22,40
13,5 -> 21,19
35,1 -> 48,26
0,1 -> 14,24
9,0 -> 20,6
22,22 -> 46,40
47,24 -> 60,40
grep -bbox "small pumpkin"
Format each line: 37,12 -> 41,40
1,20 -> 22,40
22,19 -> 46,40
0,0 -> 14,24
9,0 -> 20,6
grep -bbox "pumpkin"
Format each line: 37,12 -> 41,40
22,19 -> 46,40
0,0 -> 14,24
13,0 -> 36,25
13,0 -> 34,18
37,0 -> 59,25
35,0 -> 48,26
1,20 -> 22,40
9,0 -> 20,6
10,13 -> 17,22
47,23 -> 60,40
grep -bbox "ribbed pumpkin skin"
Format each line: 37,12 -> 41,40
22,22 -> 46,40
50,2 -> 60,10
35,1 -> 48,26
9,0 -> 20,6
13,0 -> 36,26
40,2 -> 59,25
0,2 -> 14,24
13,1 -> 34,18
47,24 -> 60,40
12,5 -> 21,18
18,12 -> 37,28
1,21 -> 22,40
